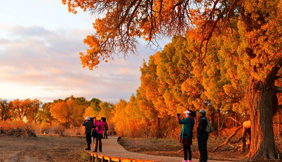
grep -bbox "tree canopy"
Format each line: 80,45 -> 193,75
62,0 -> 282,160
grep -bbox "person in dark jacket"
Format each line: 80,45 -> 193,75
177,110 -> 195,162
197,109 -> 208,162
83,116 -> 93,150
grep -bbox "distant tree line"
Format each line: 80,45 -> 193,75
0,96 -> 114,129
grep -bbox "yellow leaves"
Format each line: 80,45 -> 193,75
50,102 -> 68,124
9,98 -> 41,122
83,35 -> 100,48
49,99 -> 84,127
223,84 -> 235,97
79,35 -> 112,70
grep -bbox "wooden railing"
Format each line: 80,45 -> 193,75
85,151 -> 161,162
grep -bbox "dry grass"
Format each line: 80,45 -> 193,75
0,135 -> 88,162
0,120 -> 36,138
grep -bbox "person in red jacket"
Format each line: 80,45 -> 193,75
93,117 -> 106,152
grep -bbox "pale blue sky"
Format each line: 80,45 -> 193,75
0,0 -> 170,103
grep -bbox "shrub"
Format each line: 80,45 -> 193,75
0,120 -> 36,138
65,126 -> 84,136
52,124 -> 65,135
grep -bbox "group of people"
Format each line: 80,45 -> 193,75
82,116 -> 109,152
177,109 -> 209,162
83,109 -> 208,161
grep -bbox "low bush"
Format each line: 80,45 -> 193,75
0,120 -> 36,138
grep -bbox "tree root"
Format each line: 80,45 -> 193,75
232,143 -> 250,152
213,126 -> 243,152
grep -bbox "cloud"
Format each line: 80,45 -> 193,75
0,24 -> 170,103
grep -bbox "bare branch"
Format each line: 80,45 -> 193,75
220,117 -> 242,130
226,0 -> 239,20
213,126 -> 243,152
210,0 -> 220,20
200,17 -> 222,58
275,86 -> 282,93
116,0 -> 138,29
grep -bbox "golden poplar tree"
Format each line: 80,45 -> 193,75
63,0 -> 282,159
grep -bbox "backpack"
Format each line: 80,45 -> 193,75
205,118 -> 214,133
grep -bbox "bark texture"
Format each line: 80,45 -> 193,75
246,80 -> 279,160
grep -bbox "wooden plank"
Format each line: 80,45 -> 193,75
85,151 -> 162,162
95,154 -> 98,162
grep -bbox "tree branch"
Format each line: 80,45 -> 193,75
116,0 -> 138,29
213,126 -> 243,152
275,86 -> 282,93
210,0 -> 220,20
199,17 -> 221,58
226,0 -> 239,20
220,116 -> 242,130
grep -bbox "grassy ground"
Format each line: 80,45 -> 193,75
0,135 -> 88,162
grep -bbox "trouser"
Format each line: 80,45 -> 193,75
183,144 -> 192,160
95,133 -> 103,152
92,136 -> 96,149
86,133 -> 91,149
198,133 -> 208,162
104,130 -> 108,139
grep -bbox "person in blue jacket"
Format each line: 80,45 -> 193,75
177,110 -> 195,162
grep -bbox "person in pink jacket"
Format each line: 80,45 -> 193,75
93,117 -> 106,152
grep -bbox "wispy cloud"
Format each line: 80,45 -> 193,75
0,24 -> 168,103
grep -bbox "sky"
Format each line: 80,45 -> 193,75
0,0 -> 170,103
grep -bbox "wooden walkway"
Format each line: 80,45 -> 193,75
85,136 -> 233,162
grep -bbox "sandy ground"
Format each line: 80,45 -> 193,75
0,135 -> 88,162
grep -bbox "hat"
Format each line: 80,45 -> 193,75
85,116 -> 90,120
184,110 -> 191,114
198,109 -> 206,114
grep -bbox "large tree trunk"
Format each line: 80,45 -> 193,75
246,79 -> 279,160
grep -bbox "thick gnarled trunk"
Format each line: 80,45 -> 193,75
246,80 -> 279,160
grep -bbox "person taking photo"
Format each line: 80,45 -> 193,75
82,116 -> 93,150
177,110 -> 195,162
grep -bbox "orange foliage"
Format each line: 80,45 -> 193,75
9,98 -> 41,123
50,100 -> 84,127
0,120 -> 36,138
